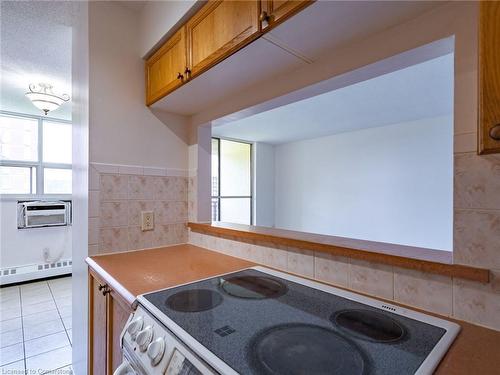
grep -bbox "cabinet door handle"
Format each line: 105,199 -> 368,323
102,288 -> 111,296
184,67 -> 191,80
490,123 -> 500,140
98,284 -> 106,291
177,72 -> 184,82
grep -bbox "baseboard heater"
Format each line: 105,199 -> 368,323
0,259 -> 72,286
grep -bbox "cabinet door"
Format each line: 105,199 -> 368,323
89,275 -> 107,375
107,292 -> 132,373
145,27 -> 187,105
186,0 -> 259,77
478,1 -> 500,154
260,0 -> 312,31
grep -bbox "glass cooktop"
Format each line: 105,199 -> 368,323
143,269 -> 446,375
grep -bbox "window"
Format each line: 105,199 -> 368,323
211,138 -> 252,224
0,112 -> 72,195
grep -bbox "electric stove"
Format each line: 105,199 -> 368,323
116,266 -> 460,375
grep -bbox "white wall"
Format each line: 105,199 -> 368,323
273,116 -> 453,251
139,0 -> 197,58
89,2 -> 189,169
253,142 -> 275,227
0,201 -> 72,268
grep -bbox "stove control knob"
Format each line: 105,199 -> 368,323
146,337 -> 166,366
126,316 -> 144,340
136,325 -> 153,352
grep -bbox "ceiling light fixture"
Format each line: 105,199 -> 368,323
25,83 -> 70,115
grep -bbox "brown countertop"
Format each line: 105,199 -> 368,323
86,244 -> 254,306
86,244 -> 500,375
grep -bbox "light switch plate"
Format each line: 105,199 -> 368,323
141,211 -> 154,231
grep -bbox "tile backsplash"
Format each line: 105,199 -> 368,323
88,163 -> 188,255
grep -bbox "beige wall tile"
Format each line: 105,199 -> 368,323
100,201 -> 129,227
453,270 -> 500,331
88,245 -> 99,256
88,217 -> 100,246
99,227 -> 129,253
349,259 -> 394,300
100,174 -> 128,200
454,133 -> 476,154
455,153 -> 500,209
261,246 -> 287,271
89,165 -> 100,191
88,191 -> 100,218
128,201 -> 155,226
394,268 -> 452,316
287,248 -> 314,278
314,252 -> 349,288
128,226 -> 153,250
454,209 -> 500,269
128,176 -> 155,200
154,177 -> 187,201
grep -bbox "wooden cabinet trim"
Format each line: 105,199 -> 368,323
478,1 -> 500,154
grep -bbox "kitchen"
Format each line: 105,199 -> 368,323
2,1 -> 499,374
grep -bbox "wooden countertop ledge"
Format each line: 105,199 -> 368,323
86,244 -> 500,375
188,222 -> 490,283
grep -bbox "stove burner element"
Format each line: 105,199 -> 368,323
220,275 -> 287,299
250,323 -> 366,375
166,289 -> 223,313
332,309 -> 405,343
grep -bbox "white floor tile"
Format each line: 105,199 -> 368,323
0,318 -> 22,334
23,310 -> 61,327
0,359 -> 25,373
21,293 -> 53,306
58,306 -> 71,319
0,286 -> 19,297
0,293 -> 20,306
25,331 -> 70,359
25,345 -> 71,374
0,306 -> 22,321
45,364 -> 73,374
23,319 -> 65,341
0,298 -> 21,311
22,300 -> 57,316
0,328 -> 23,348
66,329 -> 71,344
62,317 -> 71,330
0,342 -> 24,366
55,297 -> 71,309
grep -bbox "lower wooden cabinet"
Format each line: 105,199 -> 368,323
89,270 -> 132,375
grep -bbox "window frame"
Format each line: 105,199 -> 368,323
0,110 -> 72,198
211,137 -> 254,225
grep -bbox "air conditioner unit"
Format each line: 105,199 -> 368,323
17,200 -> 72,229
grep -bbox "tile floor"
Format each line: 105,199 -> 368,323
0,276 -> 72,374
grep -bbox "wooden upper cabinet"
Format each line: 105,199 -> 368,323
478,1 -> 500,154
145,27 -> 187,106
260,0 -> 312,31
186,0 -> 259,77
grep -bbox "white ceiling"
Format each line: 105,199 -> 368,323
153,1 -> 443,115
0,1 -> 73,120
212,53 -> 454,144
